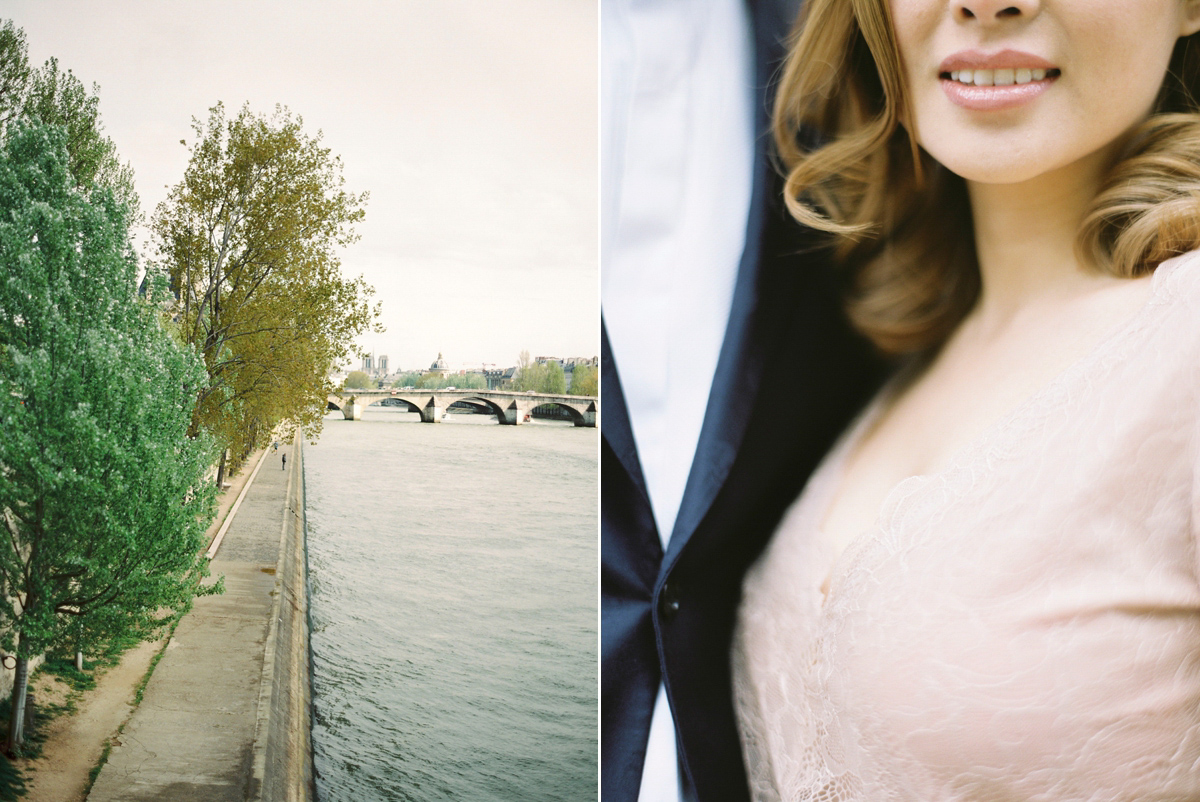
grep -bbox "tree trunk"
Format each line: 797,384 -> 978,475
75,649 -> 84,672
7,656 -> 29,751
215,448 -> 228,488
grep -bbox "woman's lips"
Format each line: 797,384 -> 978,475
940,70 -> 1058,111
938,50 -> 1059,111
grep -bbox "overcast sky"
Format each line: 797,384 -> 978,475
5,1 -> 598,372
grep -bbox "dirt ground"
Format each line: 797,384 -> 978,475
19,639 -> 159,802
16,449 -> 266,801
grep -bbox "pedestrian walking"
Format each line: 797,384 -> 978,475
281,453 -> 286,470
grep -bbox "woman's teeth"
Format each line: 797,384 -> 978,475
947,68 -> 1052,86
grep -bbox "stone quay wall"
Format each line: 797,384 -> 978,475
253,433 -> 315,801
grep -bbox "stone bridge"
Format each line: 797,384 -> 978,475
327,389 -> 598,427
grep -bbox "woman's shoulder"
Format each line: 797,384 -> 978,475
1126,249 -> 1200,402
1149,248 -> 1200,305
1135,249 -> 1200,352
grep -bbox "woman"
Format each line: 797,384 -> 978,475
733,0 -> 1200,798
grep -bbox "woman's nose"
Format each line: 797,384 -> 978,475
951,0 -> 1041,23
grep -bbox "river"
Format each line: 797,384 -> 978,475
304,405 -> 597,801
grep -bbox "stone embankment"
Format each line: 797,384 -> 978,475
89,435 -> 314,801
256,435 -> 315,800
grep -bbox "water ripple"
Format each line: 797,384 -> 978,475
306,409 -> 597,801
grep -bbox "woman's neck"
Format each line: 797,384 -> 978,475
965,144 -> 1121,331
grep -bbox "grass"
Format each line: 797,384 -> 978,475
83,738 -> 112,797
28,631 -> 145,725
37,659 -> 95,695
0,754 -> 25,801
0,693 -> 48,761
132,623 -> 176,708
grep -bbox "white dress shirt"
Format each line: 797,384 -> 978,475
601,0 -> 756,798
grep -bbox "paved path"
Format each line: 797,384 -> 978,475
89,445 -> 295,802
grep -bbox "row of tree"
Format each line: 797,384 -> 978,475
160,101 -> 379,483
512,350 -> 598,396
0,20 -> 378,748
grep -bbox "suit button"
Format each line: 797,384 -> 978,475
658,581 -> 680,622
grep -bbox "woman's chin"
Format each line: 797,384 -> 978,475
932,153 -> 1055,187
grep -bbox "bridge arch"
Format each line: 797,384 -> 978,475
325,390 -> 597,427
530,402 -> 586,426
451,395 -> 508,420
362,396 -> 423,414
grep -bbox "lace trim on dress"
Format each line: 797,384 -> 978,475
733,250 -> 1200,802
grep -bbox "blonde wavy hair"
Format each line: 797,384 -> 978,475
775,0 -> 1200,355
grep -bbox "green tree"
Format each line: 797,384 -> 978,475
570,363 -> 597,396
0,21 -> 30,129
153,102 -> 379,479
512,350 -> 542,392
21,57 -> 138,218
454,372 -> 487,390
343,370 -> 373,389
391,371 -> 422,388
415,371 -> 487,390
542,361 -> 567,395
0,21 -> 137,217
513,351 -> 567,394
414,372 -> 438,389
0,123 -> 217,747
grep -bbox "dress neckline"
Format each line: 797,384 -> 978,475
807,250 -> 1198,599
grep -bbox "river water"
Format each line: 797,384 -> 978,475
304,406 -> 597,801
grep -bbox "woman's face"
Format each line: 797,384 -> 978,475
889,0 -> 1200,184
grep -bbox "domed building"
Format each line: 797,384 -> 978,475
428,352 -> 449,376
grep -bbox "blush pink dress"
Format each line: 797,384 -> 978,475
732,251 -> 1200,801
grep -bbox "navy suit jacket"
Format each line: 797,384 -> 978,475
600,1 -> 887,800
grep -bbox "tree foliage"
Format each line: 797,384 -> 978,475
391,371 -> 422,389
20,56 -> 138,219
0,123 -> 217,744
454,372 -> 487,390
153,102 -> 379,463
415,371 -> 485,390
511,350 -> 536,391
343,370 -> 373,389
512,351 -> 567,394
542,361 -> 567,395
0,21 -> 137,218
0,21 -> 29,130
569,363 -> 597,396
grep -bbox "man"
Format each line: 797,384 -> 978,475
600,1 -> 885,800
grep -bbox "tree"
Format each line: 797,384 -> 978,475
343,370 -> 373,389
414,371 -> 486,390
391,371 -> 422,389
153,102 -> 380,479
542,361 -> 567,395
0,22 -> 137,216
512,350 -> 541,392
0,123 -> 218,747
21,57 -> 138,218
570,363 -> 597,396
454,372 -> 487,390
513,351 -> 567,394
414,372 -> 443,389
0,21 -> 30,130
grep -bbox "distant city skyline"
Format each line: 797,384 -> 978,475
4,1 -> 598,369
343,348 -> 597,376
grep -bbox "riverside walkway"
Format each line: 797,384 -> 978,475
89,442 -> 304,802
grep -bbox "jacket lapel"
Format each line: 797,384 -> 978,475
601,317 -> 655,532
663,0 -> 799,566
